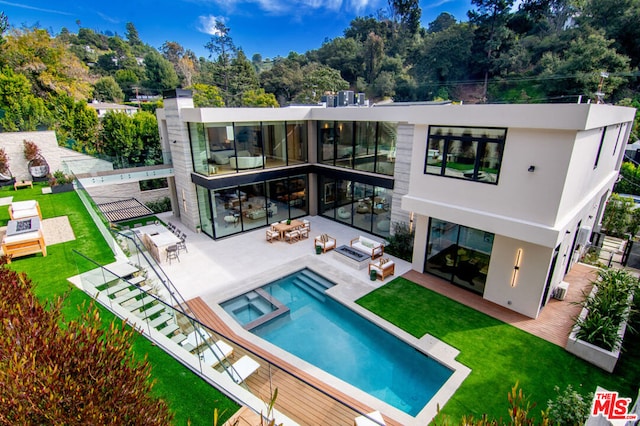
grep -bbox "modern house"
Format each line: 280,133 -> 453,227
157,89 -> 635,318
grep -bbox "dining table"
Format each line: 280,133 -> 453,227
135,224 -> 181,264
272,220 -> 303,239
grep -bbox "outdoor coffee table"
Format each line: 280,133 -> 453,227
14,180 -> 33,191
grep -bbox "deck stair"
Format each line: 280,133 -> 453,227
135,303 -> 165,320
112,288 -> 143,305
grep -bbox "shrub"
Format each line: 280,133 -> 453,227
573,268 -> 639,351
145,196 -> 171,213
385,221 -> 414,262
0,259 -> 173,424
547,384 -> 593,426
0,147 -> 9,174
49,169 -> 73,186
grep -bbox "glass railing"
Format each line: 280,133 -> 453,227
72,184 -> 386,425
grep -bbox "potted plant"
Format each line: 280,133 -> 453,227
49,170 -> 74,193
0,147 -> 14,186
23,140 -> 49,180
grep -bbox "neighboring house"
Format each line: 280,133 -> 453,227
157,89 -> 635,319
88,101 -> 138,118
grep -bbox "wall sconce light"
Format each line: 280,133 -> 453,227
511,248 -> 523,287
528,165 -> 535,172
172,140 -> 177,144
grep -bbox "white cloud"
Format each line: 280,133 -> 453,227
424,0 -> 454,9
0,0 -> 72,15
197,0 -> 377,16
197,15 -> 227,35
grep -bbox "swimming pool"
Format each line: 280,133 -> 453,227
221,268 -> 453,416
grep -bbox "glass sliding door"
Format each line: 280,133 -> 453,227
238,182 -> 267,231
336,179 -> 353,225
196,185 -> 213,237
425,218 -> 494,295
213,187 -> 243,238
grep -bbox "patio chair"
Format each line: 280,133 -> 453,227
299,227 -> 309,239
266,229 -> 280,243
166,244 -> 180,264
228,355 -> 260,384
314,234 -> 337,253
302,219 -> 310,231
177,235 -> 188,253
368,258 -> 395,281
285,229 -> 300,244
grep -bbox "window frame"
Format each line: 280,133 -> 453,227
424,125 -> 507,185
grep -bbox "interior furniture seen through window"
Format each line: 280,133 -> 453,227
424,218 -> 494,295
425,126 -> 506,184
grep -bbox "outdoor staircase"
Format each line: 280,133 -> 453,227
291,269 -> 336,302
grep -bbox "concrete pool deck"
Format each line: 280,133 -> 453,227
154,213 -> 470,425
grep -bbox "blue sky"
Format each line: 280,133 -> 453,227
1,0 -> 473,59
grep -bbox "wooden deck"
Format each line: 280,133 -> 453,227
185,298 -> 398,426
185,263 -> 596,426
404,262 -> 596,347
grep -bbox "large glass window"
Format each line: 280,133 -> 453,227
424,218 -> 494,295
376,122 -> 397,176
335,121 -> 354,169
196,186 -> 213,237
287,122 -> 307,164
354,122 -> 377,172
319,121 -> 335,165
188,123 -> 209,175
263,122 -> 286,168
318,176 -> 391,238
425,126 -> 505,184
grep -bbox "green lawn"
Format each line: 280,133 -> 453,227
1,184 -> 238,424
357,278 -> 639,423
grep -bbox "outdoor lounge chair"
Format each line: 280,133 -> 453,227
368,258 -> 395,281
314,234 -> 336,253
228,355 -> 260,384
354,410 -> 386,426
9,200 -> 42,220
200,340 -> 234,367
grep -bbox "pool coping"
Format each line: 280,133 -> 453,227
202,254 -> 471,426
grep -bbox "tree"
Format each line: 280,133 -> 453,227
468,0 -> 516,101
100,111 -> 140,168
363,32 -> 385,84
0,260 -> 173,424
0,11 -> 8,50
228,50 -> 259,106
294,63 -> 349,103
133,110 -> 162,165
125,22 -> 142,46
312,37 -> 363,85
189,83 -> 225,107
143,50 -> 179,92
0,67 -> 51,131
241,88 -> 279,107
4,27 -> 93,100
388,0 -> 422,36
205,20 -> 237,105
260,57 -> 304,105
413,23 -> 474,84
537,30 -> 631,100
94,76 -> 125,102
428,12 -> 457,33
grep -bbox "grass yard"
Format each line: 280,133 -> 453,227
0,184 -> 238,424
357,278 -> 639,423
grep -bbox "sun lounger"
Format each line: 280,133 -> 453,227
228,355 -> 260,384
354,410 -> 386,426
200,340 -> 234,367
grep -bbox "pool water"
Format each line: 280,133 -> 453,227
221,269 -> 452,416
